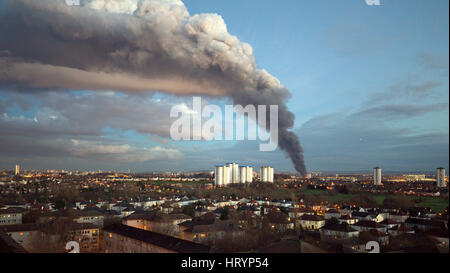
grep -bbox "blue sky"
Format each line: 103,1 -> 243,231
186,0 -> 448,124
0,0 -> 448,173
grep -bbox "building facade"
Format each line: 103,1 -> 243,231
0,209 -> 23,226
103,223 -> 210,253
215,163 -> 253,187
374,167 -> 382,186
260,166 -> 274,183
437,168 -> 446,188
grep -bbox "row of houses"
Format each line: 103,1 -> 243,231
0,194 -> 448,253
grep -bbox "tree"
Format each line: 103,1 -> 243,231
279,206 -> 288,215
337,185 -> 349,194
383,197 -> 414,210
350,194 -> 377,208
182,205 -> 195,217
325,217 -> 339,227
220,207 -> 230,220
55,199 -> 66,210
31,217 -> 76,253
54,184 -> 80,203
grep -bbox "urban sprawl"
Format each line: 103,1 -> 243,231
0,164 -> 448,253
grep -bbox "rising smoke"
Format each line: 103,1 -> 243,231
0,0 -> 307,175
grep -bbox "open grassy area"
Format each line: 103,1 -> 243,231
299,189 -> 448,212
151,180 -> 213,186
405,196 -> 448,213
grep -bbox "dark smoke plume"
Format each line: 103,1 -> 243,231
0,0 -> 307,175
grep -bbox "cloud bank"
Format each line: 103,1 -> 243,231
0,0 -> 306,175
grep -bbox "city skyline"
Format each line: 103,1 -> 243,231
0,0 -> 448,173
2,163 -> 448,176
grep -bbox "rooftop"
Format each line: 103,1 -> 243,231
104,223 -> 210,253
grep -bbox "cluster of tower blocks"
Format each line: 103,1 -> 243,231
214,163 -> 274,187
374,167 -> 447,188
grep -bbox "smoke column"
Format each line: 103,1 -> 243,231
0,0 -> 307,175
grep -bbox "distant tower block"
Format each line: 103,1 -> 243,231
240,166 -> 247,184
268,167 -> 274,183
216,163 -> 246,186
15,165 -> 20,176
260,166 -> 274,183
437,168 -> 446,188
215,166 -> 224,187
246,167 -> 253,183
226,163 -> 232,183
260,167 -> 267,182
224,164 -> 232,185
233,163 -> 240,183
374,167 -> 382,186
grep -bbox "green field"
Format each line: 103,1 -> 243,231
151,180 -> 212,186
300,189 -> 448,212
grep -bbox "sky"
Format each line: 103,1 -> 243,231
0,0 -> 448,173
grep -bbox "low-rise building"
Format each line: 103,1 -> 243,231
0,223 -> 39,251
0,208 -> 23,226
338,215 -> 358,225
388,211 -> 409,223
103,223 -> 210,253
68,223 -> 100,253
352,220 -> 387,232
404,218 -> 446,231
0,230 -> 28,253
297,215 -> 325,230
123,212 -> 192,237
288,207 -> 314,219
266,211 -> 295,232
182,219 -> 244,243
74,210 -> 105,227
324,209 -> 341,220
388,223 -> 414,237
320,224 -> 359,241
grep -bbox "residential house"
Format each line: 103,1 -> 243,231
324,209 -> 341,220
288,207 -> 314,219
405,218 -> 446,231
352,220 -> 387,232
297,215 -> 325,230
320,224 -> 359,241
338,215 -> 358,225
180,215 -> 243,243
266,211 -> 294,232
360,229 -> 389,246
380,219 -> 399,229
74,210 -> 105,227
123,212 -> 192,237
388,211 -> 409,223
388,223 -> 414,237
